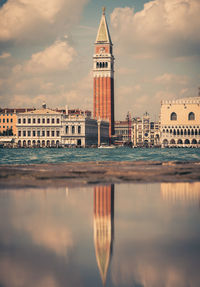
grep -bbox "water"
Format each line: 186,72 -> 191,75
0,147 -> 200,164
0,182 -> 200,287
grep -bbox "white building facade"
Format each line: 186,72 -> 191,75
16,107 -> 62,147
160,97 -> 200,147
61,115 -> 109,147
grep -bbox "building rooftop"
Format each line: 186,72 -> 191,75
161,97 -> 200,105
20,108 -> 61,115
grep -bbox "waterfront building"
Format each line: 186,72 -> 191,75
61,111 -> 109,147
0,108 -> 34,136
115,112 -> 160,147
16,104 -> 62,147
133,113 -> 160,147
160,97 -> 200,147
93,7 -> 115,138
93,184 -> 114,285
114,120 -> 130,145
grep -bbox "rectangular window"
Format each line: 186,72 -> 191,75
3,119 -> 5,123
56,131 -> 59,137
0,119 -> 1,123
33,118 -> 36,124
52,131 -> 55,137
72,126 -> 75,134
28,118 -> 31,124
38,118 -> 40,124
47,131 -> 50,137
42,130 -> 45,137
23,131 -> 26,137
23,118 -> 26,124
37,130 -> 40,137
28,131 -> 31,137
11,119 -> 13,123
18,130 -> 21,137
66,126 -> 68,134
47,118 -> 50,124
33,130 -> 36,137
7,118 -> 9,123
57,118 -> 60,124
52,118 -> 55,124
78,126 -> 81,134
42,118 -> 45,124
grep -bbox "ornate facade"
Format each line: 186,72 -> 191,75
160,97 -> 200,147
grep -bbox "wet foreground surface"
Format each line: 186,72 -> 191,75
0,182 -> 200,287
1,161 -> 200,188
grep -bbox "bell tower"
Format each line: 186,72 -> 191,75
93,7 -> 115,138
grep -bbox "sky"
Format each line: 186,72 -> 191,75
0,0 -> 200,120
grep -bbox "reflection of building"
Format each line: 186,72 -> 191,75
160,97 -> 200,147
93,8 -> 115,139
94,184 -> 114,285
161,182 -> 200,206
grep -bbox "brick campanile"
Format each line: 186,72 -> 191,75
93,7 -> 115,138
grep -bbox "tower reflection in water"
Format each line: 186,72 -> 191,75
93,184 -> 114,285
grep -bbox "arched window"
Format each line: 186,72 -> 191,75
195,129 -> 197,135
192,139 -> 197,144
173,129 -> 176,135
105,62 -> 108,68
177,129 -> 179,135
188,112 -> 195,121
181,129 -> 183,135
188,129 -> 190,136
170,112 -> 177,121
170,129 -> 172,134
185,139 -> 190,145
184,129 -> 187,135
96,62 -> 99,68
191,129 -> 194,135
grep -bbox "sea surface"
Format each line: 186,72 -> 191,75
0,147 -> 200,164
0,182 -> 200,287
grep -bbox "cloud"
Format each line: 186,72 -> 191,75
13,40 -> 76,74
63,72 -> 93,110
0,0 -> 88,43
0,52 -> 11,59
155,73 -> 189,86
110,0 -> 200,58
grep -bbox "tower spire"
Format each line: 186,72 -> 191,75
95,7 -> 112,44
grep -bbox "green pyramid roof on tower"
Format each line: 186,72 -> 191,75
95,7 -> 112,44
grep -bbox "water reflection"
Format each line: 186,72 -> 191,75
0,182 -> 200,287
94,185 -> 114,285
161,182 -> 200,206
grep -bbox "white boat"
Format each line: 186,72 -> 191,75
98,145 -> 116,149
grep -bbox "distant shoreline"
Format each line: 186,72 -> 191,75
1,161 -> 200,188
